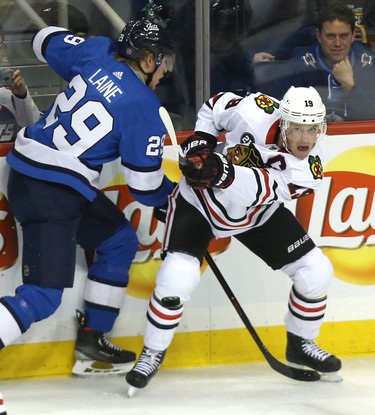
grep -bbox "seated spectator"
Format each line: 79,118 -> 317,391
0,25 -> 40,142
209,0 -> 276,93
258,2 -> 375,121
174,0 -> 273,128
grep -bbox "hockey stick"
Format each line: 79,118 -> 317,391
158,107 -> 319,381
159,106 -> 182,161
204,252 -> 320,382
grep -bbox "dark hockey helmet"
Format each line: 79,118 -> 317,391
117,18 -> 175,71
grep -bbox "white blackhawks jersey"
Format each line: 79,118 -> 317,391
178,92 -> 325,237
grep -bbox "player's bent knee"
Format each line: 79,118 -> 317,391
96,221 -> 139,266
156,252 -> 201,303
89,222 -> 138,286
288,247 -> 333,298
11,284 -> 63,328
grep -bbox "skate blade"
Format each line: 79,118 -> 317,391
127,385 -> 140,398
72,359 -> 134,377
288,363 -> 343,383
319,370 -> 343,383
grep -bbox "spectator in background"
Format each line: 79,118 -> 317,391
0,25 -> 40,142
273,2 -> 375,121
209,0 -> 272,96
265,1 -> 321,60
175,0 -> 275,128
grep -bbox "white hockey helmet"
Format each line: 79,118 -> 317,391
279,86 -> 327,151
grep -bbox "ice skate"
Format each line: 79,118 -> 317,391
286,332 -> 342,382
0,392 -> 7,415
126,346 -> 166,397
72,310 -> 136,376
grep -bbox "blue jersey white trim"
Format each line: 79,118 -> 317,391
7,26 -> 173,205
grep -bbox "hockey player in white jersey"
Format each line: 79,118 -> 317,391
126,86 -> 342,395
1,19 -> 176,376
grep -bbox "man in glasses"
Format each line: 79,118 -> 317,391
274,2 -> 375,121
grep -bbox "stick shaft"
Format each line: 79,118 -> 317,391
204,252 -> 320,382
159,106 -> 180,161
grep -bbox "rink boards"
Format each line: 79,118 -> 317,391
0,122 -> 374,379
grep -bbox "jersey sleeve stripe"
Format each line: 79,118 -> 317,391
32,26 -> 70,63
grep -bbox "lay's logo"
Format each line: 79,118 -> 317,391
295,146 -> 375,285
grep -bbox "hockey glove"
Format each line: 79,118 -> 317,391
179,150 -> 235,189
180,131 -> 217,157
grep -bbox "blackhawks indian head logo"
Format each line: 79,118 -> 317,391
226,143 -> 264,168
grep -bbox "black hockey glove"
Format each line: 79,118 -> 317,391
179,150 -> 235,189
180,131 -> 217,157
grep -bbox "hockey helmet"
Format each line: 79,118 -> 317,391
117,18 -> 175,71
279,86 -> 327,150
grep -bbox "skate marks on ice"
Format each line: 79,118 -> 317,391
1,356 -> 375,415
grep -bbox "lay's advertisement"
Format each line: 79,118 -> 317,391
0,125 -> 374,347
296,144 -> 375,286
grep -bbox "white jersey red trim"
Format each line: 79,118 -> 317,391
179,91 -> 325,237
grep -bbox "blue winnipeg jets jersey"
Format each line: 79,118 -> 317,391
7,26 -> 173,205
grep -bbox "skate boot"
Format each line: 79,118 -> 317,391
72,310 -> 136,376
286,332 -> 342,382
126,346 -> 166,397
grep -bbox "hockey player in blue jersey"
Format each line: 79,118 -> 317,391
1,19 -> 175,376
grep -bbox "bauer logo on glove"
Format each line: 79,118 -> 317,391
179,150 -> 235,189
180,132 -> 218,157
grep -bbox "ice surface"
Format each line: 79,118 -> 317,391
1,356 -> 375,415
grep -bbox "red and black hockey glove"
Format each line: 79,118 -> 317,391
180,131 -> 217,157
179,150 -> 235,189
